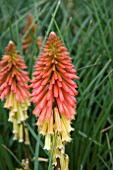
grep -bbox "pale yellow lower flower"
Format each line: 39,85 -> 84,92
4,92 -> 30,144
37,106 -> 73,170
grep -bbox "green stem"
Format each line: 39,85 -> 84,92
34,134 -> 41,170
48,133 -> 58,170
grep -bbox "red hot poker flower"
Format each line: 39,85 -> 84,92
31,32 -> 79,169
0,41 -> 30,144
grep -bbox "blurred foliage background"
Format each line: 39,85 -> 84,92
0,0 -> 113,169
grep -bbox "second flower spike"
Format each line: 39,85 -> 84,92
0,41 -> 30,144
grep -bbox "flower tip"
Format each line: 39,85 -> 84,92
25,141 -> 30,145
50,31 -> 56,36
5,40 -> 16,55
19,139 -> 24,143
9,40 -> 14,45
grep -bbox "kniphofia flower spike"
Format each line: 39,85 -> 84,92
0,41 -> 30,144
31,32 -> 79,169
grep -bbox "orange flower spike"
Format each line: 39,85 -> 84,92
0,41 -> 30,144
31,32 -> 79,169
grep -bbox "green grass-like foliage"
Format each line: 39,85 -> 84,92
0,0 -> 113,169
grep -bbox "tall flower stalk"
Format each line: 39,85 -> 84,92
0,41 -> 30,144
31,32 -> 79,169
